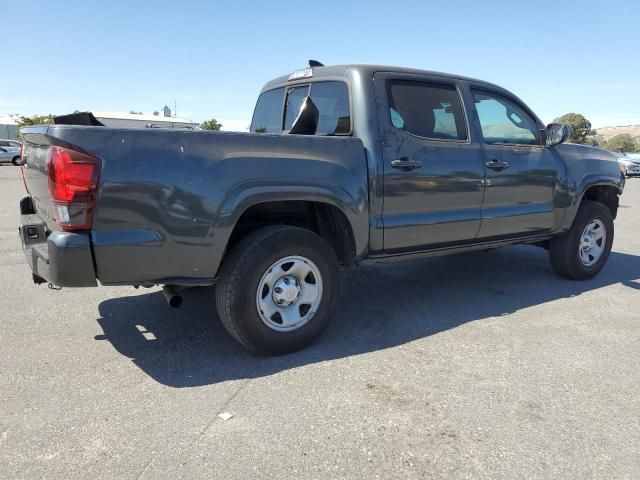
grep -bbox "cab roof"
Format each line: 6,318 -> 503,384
261,64 -> 503,92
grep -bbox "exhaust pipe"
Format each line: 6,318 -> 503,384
162,285 -> 184,308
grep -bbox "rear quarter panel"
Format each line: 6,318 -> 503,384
45,127 -> 369,284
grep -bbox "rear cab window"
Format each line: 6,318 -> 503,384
251,81 -> 351,135
250,87 -> 285,133
283,85 -> 310,131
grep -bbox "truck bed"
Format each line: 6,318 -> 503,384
19,126 -> 369,286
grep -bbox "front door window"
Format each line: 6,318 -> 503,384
472,91 -> 540,145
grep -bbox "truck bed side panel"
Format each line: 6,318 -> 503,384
43,127 -> 369,285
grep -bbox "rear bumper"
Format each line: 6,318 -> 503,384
19,196 -> 97,287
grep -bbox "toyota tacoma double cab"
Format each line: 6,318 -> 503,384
18,62 -> 624,355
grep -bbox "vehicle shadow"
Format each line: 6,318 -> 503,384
95,246 -> 640,387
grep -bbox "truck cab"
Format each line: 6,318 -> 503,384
247,64 -> 620,255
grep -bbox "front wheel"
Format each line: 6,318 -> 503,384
215,225 -> 339,355
549,200 -> 614,280
12,156 -> 21,166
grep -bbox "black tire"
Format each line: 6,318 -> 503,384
12,156 -> 21,166
215,225 -> 340,355
549,200 -> 614,280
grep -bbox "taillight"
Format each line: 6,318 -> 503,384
47,146 -> 101,231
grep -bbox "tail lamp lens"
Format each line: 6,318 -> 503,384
47,146 -> 100,230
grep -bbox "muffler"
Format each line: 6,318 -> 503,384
162,285 -> 184,308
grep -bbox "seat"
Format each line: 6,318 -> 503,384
401,105 -> 436,138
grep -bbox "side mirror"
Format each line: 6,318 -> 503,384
0,147 -> 6,152
546,123 -> 570,147
289,96 -> 319,135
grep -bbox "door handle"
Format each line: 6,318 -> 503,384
485,159 -> 510,171
391,157 -> 422,171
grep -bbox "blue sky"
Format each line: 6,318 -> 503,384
2,0 -> 639,130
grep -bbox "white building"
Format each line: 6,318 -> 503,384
0,114 -> 20,139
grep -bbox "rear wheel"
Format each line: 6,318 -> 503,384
549,200 -> 614,280
12,156 -> 20,166
215,225 -> 339,355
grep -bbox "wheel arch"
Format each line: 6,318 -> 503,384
213,185 -> 367,275
581,184 -> 620,219
562,179 -> 622,229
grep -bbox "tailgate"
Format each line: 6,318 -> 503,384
18,126 -> 99,287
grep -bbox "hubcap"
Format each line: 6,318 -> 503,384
256,256 -> 323,332
579,219 -> 606,267
272,275 -> 300,306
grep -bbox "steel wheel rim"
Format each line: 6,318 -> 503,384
579,219 -> 606,267
256,255 -> 323,332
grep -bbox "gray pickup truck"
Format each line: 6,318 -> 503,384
18,63 -> 624,355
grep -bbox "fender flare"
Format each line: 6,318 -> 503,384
562,177 -> 624,230
209,180 -> 368,269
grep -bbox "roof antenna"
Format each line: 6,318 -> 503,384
308,59 -> 324,68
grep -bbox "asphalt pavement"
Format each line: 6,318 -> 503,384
1,164 -> 638,479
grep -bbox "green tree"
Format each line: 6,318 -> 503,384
553,113 -> 597,144
129,110 -> 143,115
17,114 -> 55,127
200,118 -> 222,131
602,134 -> 640,153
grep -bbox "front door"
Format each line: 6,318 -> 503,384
469,87 -> 564,239
374,73 -> 485,253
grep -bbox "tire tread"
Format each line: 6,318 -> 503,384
549,200 -> 614,280
215,225 -> 294,350
215,225 -> 339,355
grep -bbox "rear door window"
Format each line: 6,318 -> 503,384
387,80 -> 467,141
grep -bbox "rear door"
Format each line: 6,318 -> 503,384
374,73 -> 485,252
467,86 -> 564,239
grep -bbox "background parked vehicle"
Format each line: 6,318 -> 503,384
0,139 -> 22,149
0,140 -> 21,165
615,152 -> 640,177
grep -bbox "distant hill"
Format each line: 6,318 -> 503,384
595,125 -> 640,142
